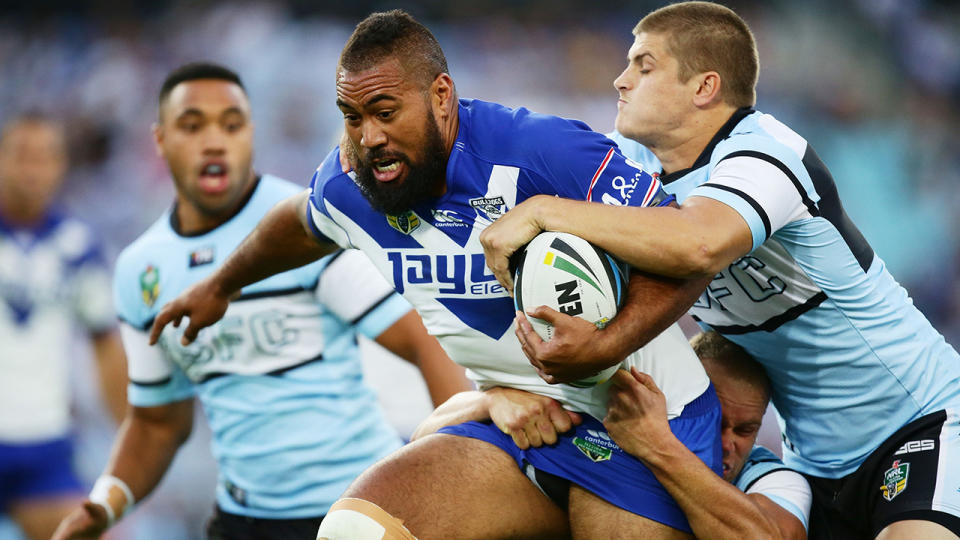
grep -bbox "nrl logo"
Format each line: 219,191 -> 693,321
880,460 -> 909,501
140,265 -> 160,307
573,436 -> 612,463
469,196 -> 506,222
386,210 -> 421,235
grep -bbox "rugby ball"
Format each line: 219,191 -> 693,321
512,231 -> 629,388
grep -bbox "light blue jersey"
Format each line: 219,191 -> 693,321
611,109 -> 960,478
114,175 -> 411,519
308,99 -> 710,422
734,446 -> 811,531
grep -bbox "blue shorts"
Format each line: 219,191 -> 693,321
0,438 -> 83,510
438,384 -> 722,533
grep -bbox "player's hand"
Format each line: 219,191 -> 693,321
338,132 -> 358,173
51,500 -> 110,540
603,367 -> 673,460
479,196 -> 550,293
485,387 -> 582,449
516,308 -> 623,384
149,276 -> 233,346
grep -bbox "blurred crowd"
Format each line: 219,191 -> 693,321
1,0 -> 957,538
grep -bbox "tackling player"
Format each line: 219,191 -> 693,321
479,2 -> 960,538
51,62 -> 470,540
414,330 -> 812,539
0,113 -> 127,540
149,11 -> 724,540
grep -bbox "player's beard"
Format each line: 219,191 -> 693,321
354,110 -> 447,216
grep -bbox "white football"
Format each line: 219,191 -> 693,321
513,231 -> 630,388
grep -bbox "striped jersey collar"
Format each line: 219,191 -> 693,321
660,107 -> 755,185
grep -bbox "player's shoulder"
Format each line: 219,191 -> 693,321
310,147 -> 354,198
460,98 -> 609,167
712,109 -> 808,167
605,131 -> 662,171
736,445 -> 800,491
35,211 -> 102,264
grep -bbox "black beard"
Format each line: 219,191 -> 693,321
353,113 -> 447,216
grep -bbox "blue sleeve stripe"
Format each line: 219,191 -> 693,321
700,183 -> 771,241
235,285 -> 311,302
742,466 -> 793,493
118,314 -> 154,332
350,291 -> 397,325
131,376 -> 173,387
719,150 -> 820,217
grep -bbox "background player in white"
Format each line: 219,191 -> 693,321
52,62 -> 470,540
0,113 -> 127,540
150,11 -> 723,540
480,2 -> 960,539
416,330 -> 811,539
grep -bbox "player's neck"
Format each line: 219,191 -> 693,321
0,197 -> 47,229
174,173 -> 258,235
657,106 -> 737,175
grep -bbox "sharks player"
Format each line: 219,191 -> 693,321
479,3 -> 960,538
52,62 -> 470,540
149,11 -> 723,540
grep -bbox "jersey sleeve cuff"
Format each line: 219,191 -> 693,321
689,184 -> 769,251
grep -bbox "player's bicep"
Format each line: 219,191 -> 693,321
745,469 -> 813,536
119,321 -> 195,407
678,195 -> 754,263
315,249 -> 411,339
693,155 -> 815,251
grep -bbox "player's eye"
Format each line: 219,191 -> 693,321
181,122 -> 201,133
223,120 -> 244,133
376,110 -> 394,120
343,113 -> 360,123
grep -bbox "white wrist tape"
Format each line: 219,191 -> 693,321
88,475 -> 135,526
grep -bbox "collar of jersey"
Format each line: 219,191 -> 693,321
659,107 -> 755,185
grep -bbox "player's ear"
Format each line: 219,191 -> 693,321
431,73 -> 455,119
151,122 -> 165,159
692,71 -> 722,108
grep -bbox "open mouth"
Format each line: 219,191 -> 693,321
371,158 -> 404,183
198,162 -> 229,194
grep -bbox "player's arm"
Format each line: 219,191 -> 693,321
51,399 -> 194,540
412,388 -> 581,449
374,311 -> 473,407
605,368 -> 799,540
91,330 -> 128,425
517,262 -> 713,383
150,190 -> 337,345
483,194 -> 751,286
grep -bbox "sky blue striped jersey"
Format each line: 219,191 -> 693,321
114,175 -> 410,518
612,109 -> 960,478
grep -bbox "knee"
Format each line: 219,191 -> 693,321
316,498 -> 418,540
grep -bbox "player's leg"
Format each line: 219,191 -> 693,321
568,486 -> 693,540
8,496 -> 81,540
327,432 -> 569,539
875,521 -> 959,540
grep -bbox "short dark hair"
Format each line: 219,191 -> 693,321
339,9 -> 448,89
636,1 -> 759,108
158,62 -> 246,118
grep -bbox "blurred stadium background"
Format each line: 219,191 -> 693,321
1,0 -> 958,538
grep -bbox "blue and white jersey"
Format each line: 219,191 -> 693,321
114,175 -> 410,519
0,212 -> 114,442
733,446 -> 811,531
611,109 -> 960,478
308,99 -> 710,421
